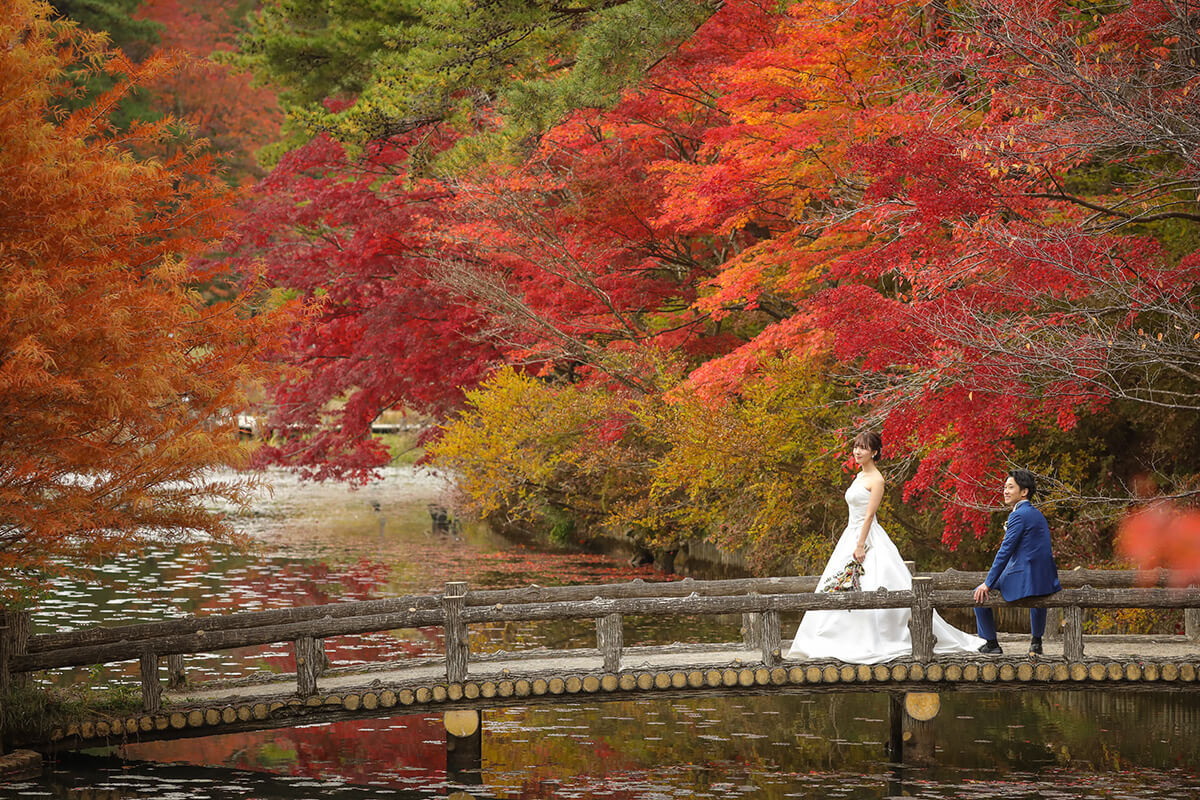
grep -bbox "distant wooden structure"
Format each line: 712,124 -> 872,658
2,568 -> 1199,754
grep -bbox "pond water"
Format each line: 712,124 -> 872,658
4,467 -> 1200,799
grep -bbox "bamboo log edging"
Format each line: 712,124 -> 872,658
37,656 -> 1200,748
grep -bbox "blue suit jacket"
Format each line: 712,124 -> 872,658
985,501 -> 1062,600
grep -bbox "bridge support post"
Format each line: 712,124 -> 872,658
887,693 -> 904,762
1063,605 -> 1084,660
315,639 -> 331,674
443,581 -> 469,683
0,622 -> 9,699
444,709 -> 483,786
295,636 -> 320,697
596,613 -> 622,672
760,610 -> 781,666
907,577 -> 935,661
139,653 -> 162,713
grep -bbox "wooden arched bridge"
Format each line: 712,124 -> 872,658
2,567 -> 1200,754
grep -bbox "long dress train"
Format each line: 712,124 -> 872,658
786,473 -> 984,664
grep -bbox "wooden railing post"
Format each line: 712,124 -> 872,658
1044,608 -> 1063,640
295,636 -> 320,697
903,560 -> 916,576
596,613 -> 623,672
139,653 -> 162,712
742,612 -> 762,649
0,610 -> 30,691
166,654 -> 187,690
1186,584 -> 1200,642
1063,605 -> 1085,660
443,581 -> 469,683
0,622 -> 9,695
760,609 -> 781,666
315,639 -> 331,675
908,577 -> 935,661
742,591 -> 763,650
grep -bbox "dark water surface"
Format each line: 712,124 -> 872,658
5,467 -> 1200,799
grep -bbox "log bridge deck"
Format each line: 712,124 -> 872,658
2,567 -> 1200,753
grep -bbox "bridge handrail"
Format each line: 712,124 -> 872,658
21,566 -> 1178,655
3,570 -> 1197,714
10,583 -> 1200,672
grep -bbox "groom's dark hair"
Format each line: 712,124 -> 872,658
1008,469 -> 1037,502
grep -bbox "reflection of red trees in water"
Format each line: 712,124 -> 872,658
122,715 -> 448,786
103,532 -> 686,786
122,713 -> 654,797
162,545 -> 668,677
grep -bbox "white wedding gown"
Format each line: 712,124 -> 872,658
786,473 -> 985,664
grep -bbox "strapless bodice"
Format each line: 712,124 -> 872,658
845,474 -> 872,523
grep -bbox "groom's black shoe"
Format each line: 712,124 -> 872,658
1029,637 -> 1043,655
978,640 -> 1003,655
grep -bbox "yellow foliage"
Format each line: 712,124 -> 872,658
432,355 -> 853,574
633,355 -> 851,572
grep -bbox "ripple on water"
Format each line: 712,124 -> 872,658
16,471 -> 1200,799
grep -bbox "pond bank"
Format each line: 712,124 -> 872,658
0,750 -> 40,781
488,519 -> 754,580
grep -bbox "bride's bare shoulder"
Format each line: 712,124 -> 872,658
860,470 -> 885,492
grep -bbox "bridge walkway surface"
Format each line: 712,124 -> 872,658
1,568 -> 1197,753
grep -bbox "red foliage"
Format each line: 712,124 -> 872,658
240,0 -> 1199,546
224,134 -> 501,480
136,0 -> 282,181
1117,502 -> 1200,585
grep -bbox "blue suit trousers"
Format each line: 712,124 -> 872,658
975,605 -> 1047,641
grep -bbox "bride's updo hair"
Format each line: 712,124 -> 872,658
853,431 -> 882,461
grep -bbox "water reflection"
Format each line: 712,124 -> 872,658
6,689 -> 1200,799
9,467 -> 1200,799
29,467 -> 674,691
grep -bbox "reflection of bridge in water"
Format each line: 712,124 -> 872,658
2,568 -> 1199,761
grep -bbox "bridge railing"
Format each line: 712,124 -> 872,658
2,569 -> 1199,714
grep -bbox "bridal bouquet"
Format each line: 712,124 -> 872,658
819,555 -> 866,593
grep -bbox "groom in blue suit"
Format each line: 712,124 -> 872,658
973,469 -> 1062,655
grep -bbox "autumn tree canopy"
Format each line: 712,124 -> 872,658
0,0 -> 280,603
235,0 -> 1200,572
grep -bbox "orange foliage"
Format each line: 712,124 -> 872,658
0,0 -> 282,604
136,0 -> 282,181
1117,502 -> 1200,586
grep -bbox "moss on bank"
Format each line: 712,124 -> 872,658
1,683 -> 145,746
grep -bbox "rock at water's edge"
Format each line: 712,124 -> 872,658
0,749 -> 42,782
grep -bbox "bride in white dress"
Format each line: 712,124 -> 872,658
786,432 -> 984,664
